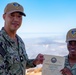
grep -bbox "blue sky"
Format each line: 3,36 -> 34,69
0,0 -> 76,38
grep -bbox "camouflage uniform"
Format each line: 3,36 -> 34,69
65,56 -> 76,75
0,28 -> 36,75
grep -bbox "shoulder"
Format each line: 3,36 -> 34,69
17,35 -> 25,44
64,55 -> 69,66
64,55 -> 68,59
0,31 -> 5,42
0,31 -> 6,48
0,31 -> 6,58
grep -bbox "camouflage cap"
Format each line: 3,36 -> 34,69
66,28 -> 76,42
4,2 -> 26,16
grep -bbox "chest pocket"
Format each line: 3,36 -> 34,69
6,45 -> 26,68
6,46 -> 20,64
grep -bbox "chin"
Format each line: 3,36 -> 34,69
71,53 -> 76,56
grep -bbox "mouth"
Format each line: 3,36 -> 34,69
70,49 -> 76,53
12,22 -> 19,27
71,50 -> 75,52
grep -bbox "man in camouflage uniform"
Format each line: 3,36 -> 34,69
0,2 -> 44,75
61,28 -> 76,75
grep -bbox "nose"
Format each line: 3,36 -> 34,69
70,44 -> 76,50
71,44 -> 75,46
13,17 -> 19,21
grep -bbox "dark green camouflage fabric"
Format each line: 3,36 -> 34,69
65,56 -> 76,75
0,28 -> 35,75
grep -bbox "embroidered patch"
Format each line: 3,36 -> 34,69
51,57 -> 57,63
13,3 -> 20,7
71,30 -> 76,37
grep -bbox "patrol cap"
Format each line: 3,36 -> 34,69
66,28 -> 76,42
4,2 -> 26,16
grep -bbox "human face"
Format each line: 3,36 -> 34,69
67,41 -> 76,55
3,12 -> 22,32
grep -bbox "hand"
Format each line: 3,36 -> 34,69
60,67 -> 73,75
33,54 -> 44,65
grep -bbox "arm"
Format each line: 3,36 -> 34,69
20,38 -> 44,68
0,55 -> 5,75
0,42 -> 7,75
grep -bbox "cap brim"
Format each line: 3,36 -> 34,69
18,12 -> 26,16
6,10 -> 26,16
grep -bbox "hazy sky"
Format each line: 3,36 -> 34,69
0,0 -> 76,38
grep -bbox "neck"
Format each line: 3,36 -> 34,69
69,54 -> 76,60
4,27 -> 16,39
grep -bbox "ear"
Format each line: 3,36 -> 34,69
3,14 -> 6,20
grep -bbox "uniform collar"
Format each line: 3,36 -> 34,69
1,27 -> 18,43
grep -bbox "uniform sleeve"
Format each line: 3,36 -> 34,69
0,55 -> 5,75
26,59 -> 36,69
23,50 -> 36,69
18,36 -> 36,69
0,43 -> 6,75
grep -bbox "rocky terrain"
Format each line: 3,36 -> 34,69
26,67 -> 42,75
